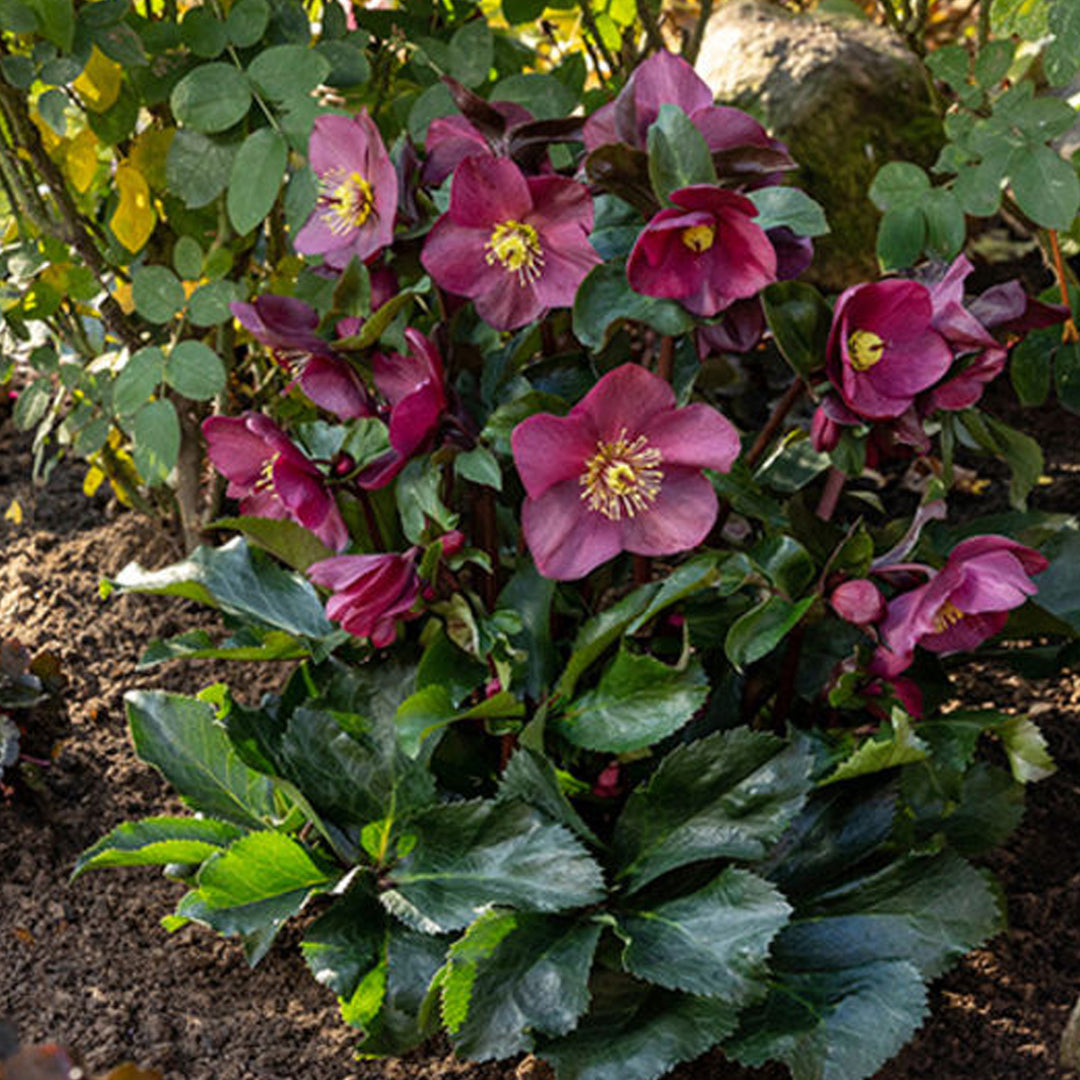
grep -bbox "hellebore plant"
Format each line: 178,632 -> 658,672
81,44 -> 1074,1080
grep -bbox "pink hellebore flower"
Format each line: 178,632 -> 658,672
421,101 -> 534,186
829,579 -> 886,626
628,185 -> 777,318
511,363 -> 741,580
203,412 -> 349,551
873,535 -> 1048,676
421,156 -> 601,331
358,329 -> 447,489
231,296 -> 372,420
308,550 -> 421,646
825,279 -> 953,421
295,111 -> 397,267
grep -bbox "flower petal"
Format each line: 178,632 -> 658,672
619,468 -> 718,556
578,362 -> 676,442
522,480 -> 623,580
512,411 -> 597,498
643,402 -> 741,473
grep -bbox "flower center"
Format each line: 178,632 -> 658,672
485,220 -> 544,286
579,429 -> 663,520
321,169 -> 375,237
847,329 -> 885,372
933,599 -> 965,633
254,454 -> 279,493
681,224 -> 715,254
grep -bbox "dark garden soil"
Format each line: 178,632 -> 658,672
1,398 -> 1078,1080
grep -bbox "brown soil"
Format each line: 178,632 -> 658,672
1,411 -> 1078,1080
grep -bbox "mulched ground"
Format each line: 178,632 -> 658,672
0,406 -> 1078,1080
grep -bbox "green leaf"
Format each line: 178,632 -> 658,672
316,40 -> 371,88
727,960 -> 928,1080
454,445 -> 502,490
498,748 -> 598,845
614,727 -> 813,892
26,0 -> 74,49
172,235 -> 204,279
926,42 -> 972,93
180,6 -> 228,58
165,340 -> 227,400
973,38 -> 1016,87
922,187 -> 966,259
442,910 -> 602,1060
572,260 -> 695,350
493,73 -> 577,120
951,158 -> 1005,217
138,627 -> 310,667
541,984 -> 739,1080
126,690 -> 279,829
13,377 -> 53,431
132,265 -> 185,323
247,44 -> 331,101
1046,0 -> 1080,85
1008,144 -> 1080,230
302,880 -> 385,999
822,712 -> 928,784
502,0 -> 546,24
131,398 -> 181,483
1009,325 -> 1055,406
1054,339 -> 1080,414
182,831 -> 335,962
0,0 -> 39,34
226,0 -> 270,47
747,186 -> 829,237
171,62 -> 252,133
384,800 -> 605,933
447,19 -> 492,87
335,287 -> 425,350
74,815 -> 245,877
646,104 -> 717,203
166,128 -> 238,208
619,867 -> 790,999
554,649 -> 708,753
394,684 -> 523,758
958,410 -> 1043,508
111,536 -> 335,639
868,162 -> 930,210
394,456 -> 459,545
997,715 -> 1055,782
876,204 -> 926,272
187,280 -> 241,327
227,127 -> 287,235
725,594 -> 815,669
209,515 -> 332,571
1029,526 -> 1080,633
407,82 -> 456,145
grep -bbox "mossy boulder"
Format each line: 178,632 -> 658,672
696,0 -> 943,290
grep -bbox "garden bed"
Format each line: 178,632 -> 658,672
0,410 -> 1077,1080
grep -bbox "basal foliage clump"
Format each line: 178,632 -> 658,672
3,0 -> 1079,1077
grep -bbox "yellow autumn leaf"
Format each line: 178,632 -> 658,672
65,128 -> 100,193
4,499 -> 23,525
73,47 -> 123,114
30,112 -> 62,156
129,127 -> 175,192
112,279 -> 135,314
111,162 -> 156,254
83,465 -> 106,498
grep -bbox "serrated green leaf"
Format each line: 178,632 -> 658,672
454,445 -> 502,490
554,649 -> 708,753
997,715 -> 1055,782
209,514 -> 332,571
384,799 -> 605,933
619,867 -> 790,999
498,748 -> 598,845
443,910 -> 602,1060
75,816 -> 246,877
614,727 -> 813,892
111,536 -> 335,639
822,712 -> 929,784
125,689 -> 279,829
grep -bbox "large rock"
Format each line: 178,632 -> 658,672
696,0 -> 942,290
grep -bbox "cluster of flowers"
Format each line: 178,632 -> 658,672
200,48 -> 1052,699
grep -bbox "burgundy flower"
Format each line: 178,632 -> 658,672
511,363 -> 740,580
308,550 -> 421,646
809,393 -> 930,461
583,51 -> 793,182
421,156 -> 601,331
873,535 -> 1048,676
421,101 -> 534,186
825,279 -> 953,421
628,185 -> 777,318
203,412 -> 349,551
358,329 -> 447,489
232,296 -> 371,420
295,111 -> 397,267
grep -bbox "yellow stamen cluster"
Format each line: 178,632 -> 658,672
485,220 -> 544,286
681,224 -> 716,254
933,599 -> 965,633
320,169 -> 375,236
847,329 -> 885,372
579,429 -> 663,520
255,453 -> 280,492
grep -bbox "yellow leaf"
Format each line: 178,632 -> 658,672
4,498 -> 23,525
73,47 -> 123,114
129,127 -> 175,192
30,112 -> 62,156
111,162 -> 156,254
112,280 -> 135,314
83,465 -> 106,497
65,128 -> 100,193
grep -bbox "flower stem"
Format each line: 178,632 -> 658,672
1047,229 -> 1079,343
657,336 -> 674,383
816,466 -> 846,522
745,379 -> 805,469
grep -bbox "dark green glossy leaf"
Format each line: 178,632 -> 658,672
208,515 -> 333,572
725,594 -> 815,669
761,282 -> 831,377
646,104 -> 717,204
75,815 -> 245,876
1009,325 -> 1055,406
498,748 -> 597,845
748,186 -> 829,237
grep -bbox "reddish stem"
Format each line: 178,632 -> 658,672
657,336 -> 674,383
745,379 -> 805,469
1048,230 -> 1079,343
816,467 -> 846,522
